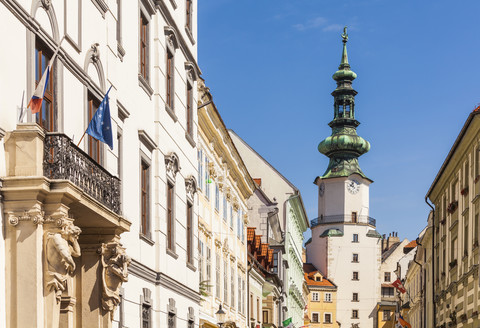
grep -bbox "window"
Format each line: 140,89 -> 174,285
250,294 -> 253,319
166,48 -> 174,109
325,293 -> 332,302
168,313 -> 175,328
263,310 -> 268,323
186,81 -> 193,137
139,13 -> 149,81
352,253 -> 359,263
352,293 -> 358,301
353,271 -> 359,280
312,292 -> 319,301
242,279 -> 246,313
384,272 -> 391,282
223,196 -> 227,221
272,252 -> 278,273
237,210 -> 241,238
224,260 -> 228,303
204,157 -> 210,197
87,93 -> 102,163
215,253 -> 220,298
352,309 -> 359,319
167,182 -> 175,251
475,213 -> 479,245
381,287 -> 394,297
464,221 -> 469,255
238,275 -> 242,310
352,234 -> 359,243
451,236 -> 457,261
142,302 -> 151,328
351,211 -> 357,223
324,313 -> 332,324
185,0 -> 192,31
198,240 -> 204,283
311,313 -> 319,323
141,160 -> 150,237
231,267 -> 235,307
198,150 -> 203,190
186,202 -> 193,264
230,206 -> 233,229
383,310 -> 391,321
141,289 -> 153,328
206,246 -> 211,285
257,297 -> 260,322
34,39 -> 56,132
215,184 -> 220,211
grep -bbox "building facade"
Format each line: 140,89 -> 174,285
197,81 -> 255,328
303,263 -> 339,328
229,130 -> 310,328
305,29 -> 381,328
426,107 -> 480,328
0,0 -> 201,327
376,234 -> 409,328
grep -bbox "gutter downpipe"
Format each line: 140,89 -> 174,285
247,260 -> 252,327
425,197 -> 436,328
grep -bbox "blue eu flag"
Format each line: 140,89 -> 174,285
86,86 -> 113,150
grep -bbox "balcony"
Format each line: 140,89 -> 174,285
43,133 -> 121,214
311,214 -> 376,228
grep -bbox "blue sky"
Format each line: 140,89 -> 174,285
198,0 -> 480,242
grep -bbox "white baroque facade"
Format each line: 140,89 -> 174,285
0,0 -> 200,327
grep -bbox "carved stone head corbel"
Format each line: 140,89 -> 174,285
100,241 -> 131,317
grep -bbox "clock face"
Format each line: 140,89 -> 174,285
319,183 -> 325,197
347,179 -> 360,194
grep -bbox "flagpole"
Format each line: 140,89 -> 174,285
48,36 -> 66,67
77,85 -> 113,148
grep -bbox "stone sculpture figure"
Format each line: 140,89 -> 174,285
101,241 -> 131,316
44,219 -> 82,302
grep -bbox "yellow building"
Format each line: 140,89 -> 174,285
426,107 -> 480,327
304,263 -> 339,328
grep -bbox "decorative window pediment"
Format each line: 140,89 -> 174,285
165,152 -> 180,180
164,26 -> 179,50
185,176 -> 197,200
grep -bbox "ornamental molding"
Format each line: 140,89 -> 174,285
222,238 -> 229,255
100,241 -> 131,318
7,210 -> 71,227
214,239 -> 222,249
243,213 -> 249,225
41,0 -> 51,10
165,152 -> 180,179
184,62 -> 197,82
230,255 -> 236,263
90,43 -> 100,63
225,187 -> 232,201
185,176 -> 198,200
164,26 -> 179,50
44,218 -> 82,303
237,263 -> 246,273
208,162 -> 218,180
198,223 -> 212,239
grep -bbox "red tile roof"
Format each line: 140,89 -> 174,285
404,240 -> 417,249
303,263 -> 336,287
247,227 -> 256,242
260,243 -> 268,257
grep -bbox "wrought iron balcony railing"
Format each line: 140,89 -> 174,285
311,214 -> 376,228
43,133 -> 121,214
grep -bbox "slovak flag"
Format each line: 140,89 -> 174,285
395,314 -> 412,328
392,278 -> 406,294
27,64 -> 51,114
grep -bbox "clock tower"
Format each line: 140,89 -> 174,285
306,27 -> 381,328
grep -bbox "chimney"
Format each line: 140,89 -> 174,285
382,234 -> 386,253
387,231 -> 400,250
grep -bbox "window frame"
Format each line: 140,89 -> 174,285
353,271 -> 359,281
324,292 -> 332,302
34,38 -> 56,132
167,181 -> 176,253
324,313 -> 332,324
87,92 -> 103,164
186,201 -> 194,265
140,157 -> 151,238
311,312 -> 319,323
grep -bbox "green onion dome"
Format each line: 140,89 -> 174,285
318,133 -> 370,157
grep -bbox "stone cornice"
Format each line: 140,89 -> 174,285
129,259 -> 201,304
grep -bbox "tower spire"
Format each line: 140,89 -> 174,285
318,27 -> 371,180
